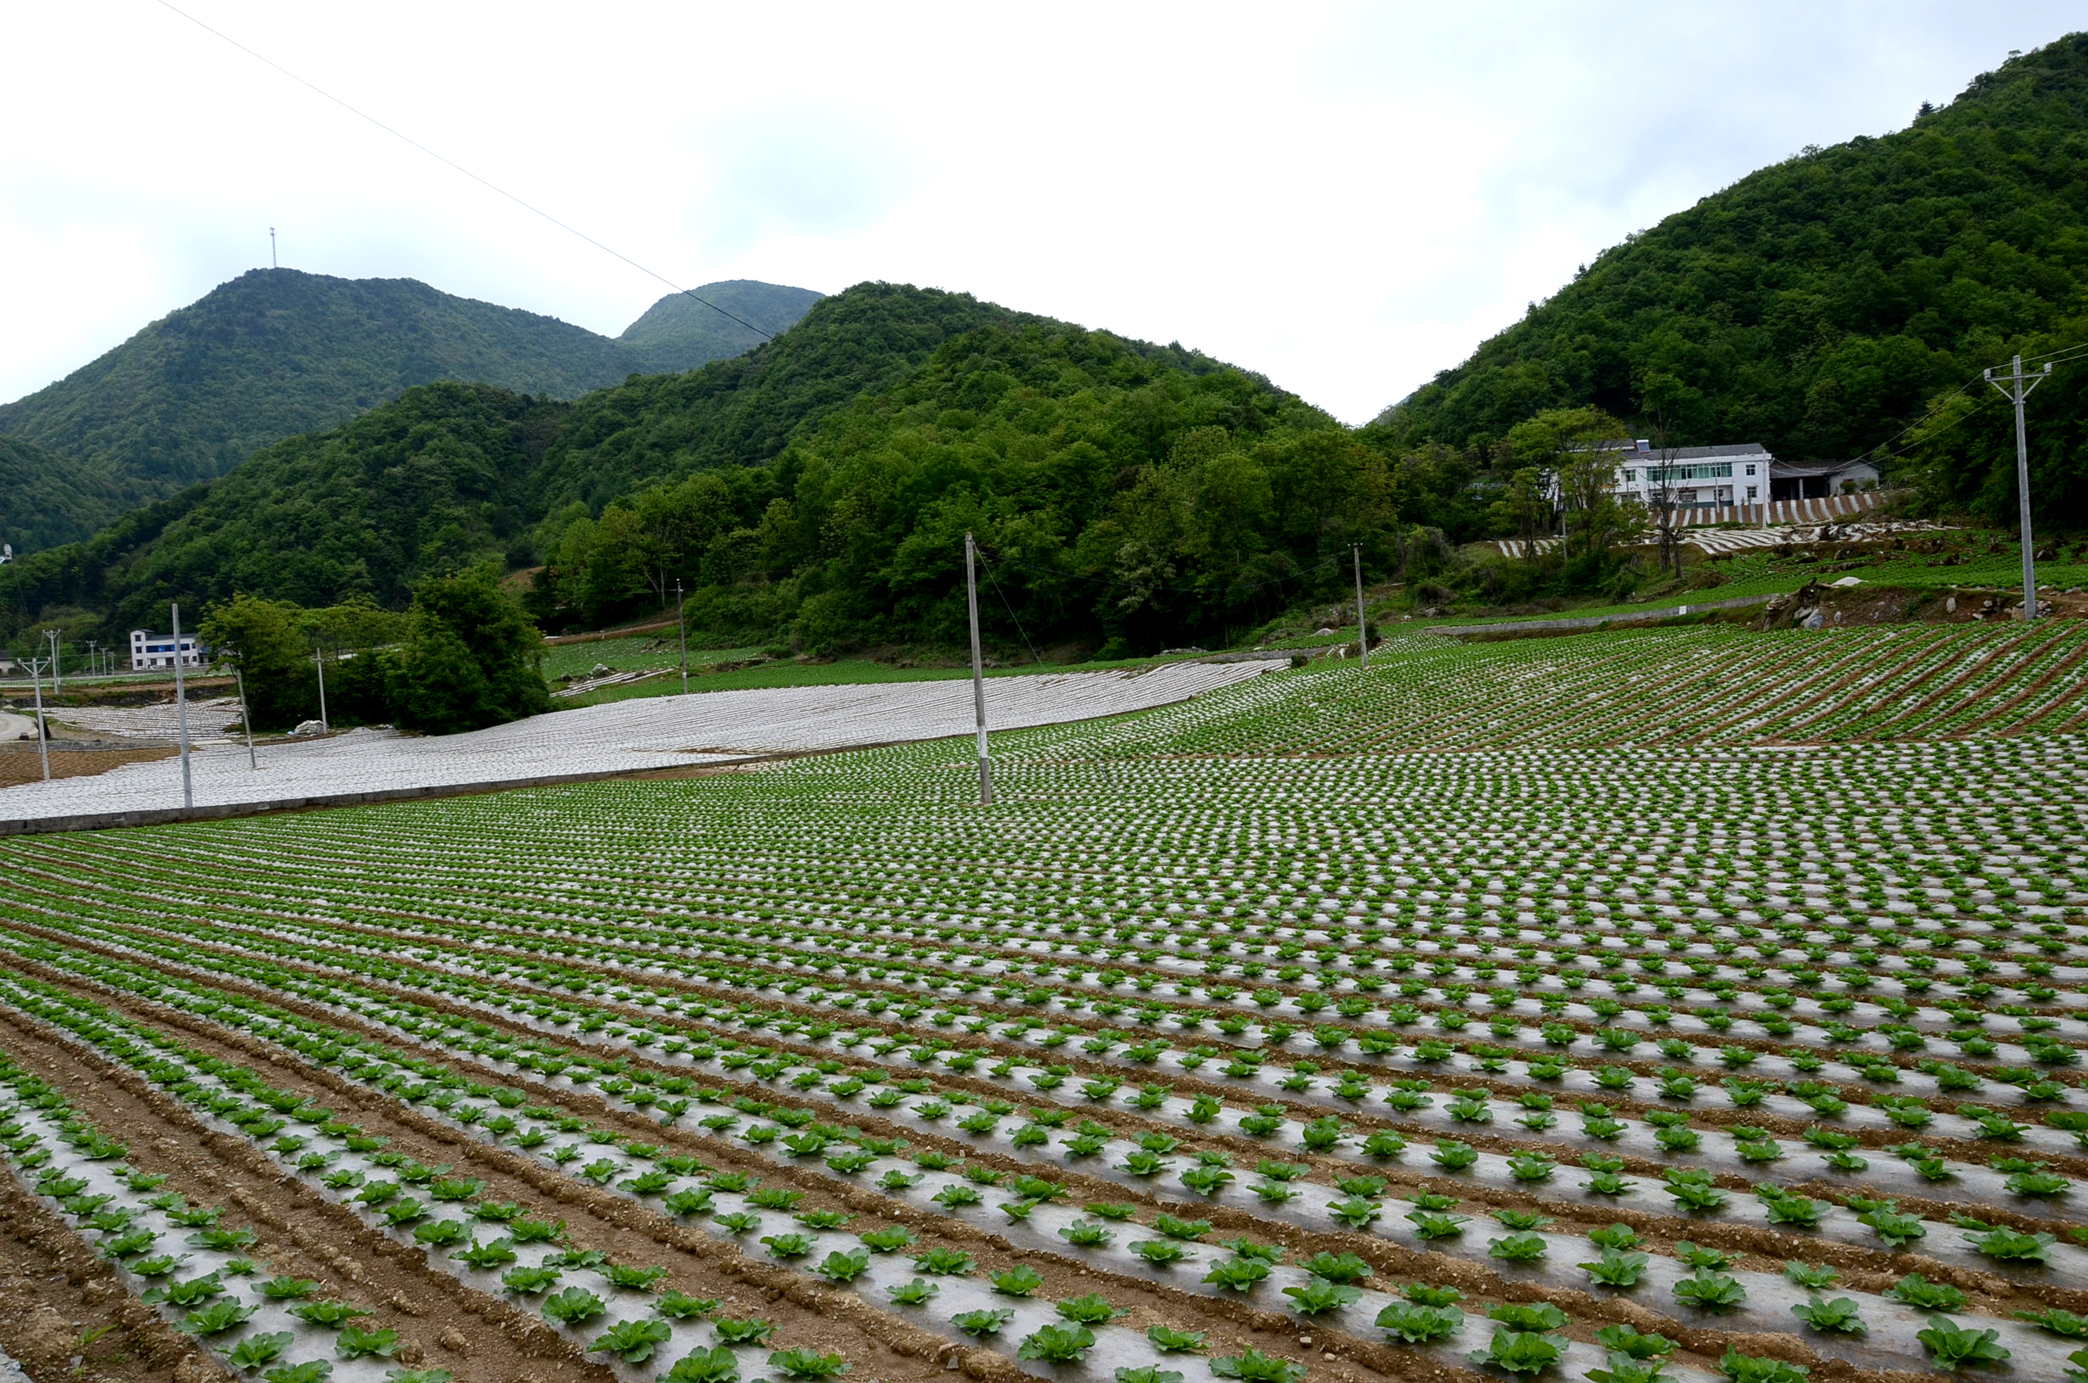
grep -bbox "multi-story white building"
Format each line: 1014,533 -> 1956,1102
129,629 -> 204,671
1603,440 -> 1774,510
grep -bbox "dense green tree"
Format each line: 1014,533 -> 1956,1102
388,567 -> 549,734
199,594 -> 316,731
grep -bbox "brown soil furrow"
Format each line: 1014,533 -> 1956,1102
1869,630 -> 2042,733
1968,639 -> 2088,733
0,999 -> 613,1383
0,1137 -> 233,1383
0,954 -> 1474,1383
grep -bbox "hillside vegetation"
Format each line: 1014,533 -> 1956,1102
12,39 -> 2088,654
0,269 -> 820,539
1381,33 -> 2088,498
0,434 -> 130,549
6,283 -> 1409,651
619,279 -> 826,374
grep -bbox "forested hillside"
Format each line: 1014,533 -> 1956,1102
0,434 -> 129,549
0,270 -> 820,545
5,283 -> 1405,652
1382,33 -> 2088,482
532,314 -> 1382,650
13,38 -> 2088,656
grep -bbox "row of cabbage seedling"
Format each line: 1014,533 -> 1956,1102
13,882 -> 2074,1138
0,947 -> 1952,1383
12,925 -> 2084,1380
10,912 -> 2083,1264
998,624 -> 2088,756
52,893 -> 2078,1173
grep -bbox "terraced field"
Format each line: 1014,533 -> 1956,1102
0,623 -> 2083,1383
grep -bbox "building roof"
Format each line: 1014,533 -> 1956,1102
1595,440 -> 1773,462
1769,459 -> 1881,479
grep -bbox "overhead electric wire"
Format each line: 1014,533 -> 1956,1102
974,551 -> 1047,669
153,0 -> 774,342
1861,335 -> 2084,465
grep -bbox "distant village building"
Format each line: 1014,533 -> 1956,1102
130,628 -> 204,671
1587,440 -> 1881,512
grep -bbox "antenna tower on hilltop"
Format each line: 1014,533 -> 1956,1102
270,227 -> 277,268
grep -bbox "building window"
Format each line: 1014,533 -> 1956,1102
1746,485 -> 1758,500
1745,464 -> 1757,476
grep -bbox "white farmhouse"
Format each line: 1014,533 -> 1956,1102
1605,440 -> 1774,510
129,628 -> 205,671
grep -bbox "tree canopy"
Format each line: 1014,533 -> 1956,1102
1379,33 -> 2088,506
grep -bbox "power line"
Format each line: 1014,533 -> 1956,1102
1862,335 -> 2085,465
975,550 -> 1046,669
154,0 -> 775,343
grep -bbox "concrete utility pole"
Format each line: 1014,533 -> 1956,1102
314,646 -> 329,731
1984,353 -> 2053,622
234,667 -> 258,769
27,655 -> 49,782
45,629 -> 59,693
172,604 -> 193,810
222,646 -> 258,772
1352,545 -> 1370,671
676,580 -> 689,695
85,640 -> 98,679
964,532 -> 992,807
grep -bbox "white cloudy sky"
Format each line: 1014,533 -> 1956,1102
1,2 -> 2079,422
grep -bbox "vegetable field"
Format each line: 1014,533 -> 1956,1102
0,623 -> 2083,1383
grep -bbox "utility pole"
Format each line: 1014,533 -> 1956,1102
270,227 -> 277,268
1984,353 -> 2053,622
234,667 -> 258,770
314,646 -> 329,731
964,532 -> 992,807
45,629 -> 60,693
172,604 -> 193,809
85,639 -> 98,680
27,655 -> 49,783
1351,545 -> 1370,671
676,580 -> 689,695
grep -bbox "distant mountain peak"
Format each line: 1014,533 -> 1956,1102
0,270 -> 821,547
618,280 -> 824,374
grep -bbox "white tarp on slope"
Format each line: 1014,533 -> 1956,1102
0,662 -> 1270,823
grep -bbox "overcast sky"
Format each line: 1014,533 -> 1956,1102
1,3 -> 2079,423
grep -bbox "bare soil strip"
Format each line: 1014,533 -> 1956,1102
0,1000 -> 611,1383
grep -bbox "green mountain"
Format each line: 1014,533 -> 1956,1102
1382,32 -> 2088,480
0,434 -> 130,550
620,280 -> 825,374
0,270 -> 822,549
7,282 -> 1378,652
530,281 -> 1040,512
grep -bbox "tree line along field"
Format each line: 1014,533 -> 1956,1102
0,624 -> 2082,1383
